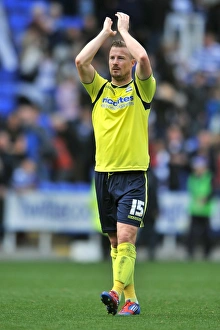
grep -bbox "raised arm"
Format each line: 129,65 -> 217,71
115,12 -> 152,80
75,17 -> 117,83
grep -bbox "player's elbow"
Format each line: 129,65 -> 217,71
75,54 -> 89,69
75,55 -> 82,68
138,52 -> 149,65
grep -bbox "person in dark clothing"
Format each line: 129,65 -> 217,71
137,168 -> 159,260
0,130 -> 14,238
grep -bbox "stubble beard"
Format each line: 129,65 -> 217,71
111,70 -> 130,84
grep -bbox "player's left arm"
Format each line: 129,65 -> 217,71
116,12 -> 152,80
135,73 -> 156,103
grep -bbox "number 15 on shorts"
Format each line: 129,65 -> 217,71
129,199 -> 144,217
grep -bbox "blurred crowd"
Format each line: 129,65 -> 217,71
0,1 -> 220,205
0,0 -> 219,259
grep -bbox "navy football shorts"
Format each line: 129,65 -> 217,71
94,171 -> 147,233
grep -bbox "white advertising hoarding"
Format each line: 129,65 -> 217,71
3,190 -> 220,234
4,190 -> 94,233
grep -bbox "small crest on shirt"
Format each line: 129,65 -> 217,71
126,85 -> 133,93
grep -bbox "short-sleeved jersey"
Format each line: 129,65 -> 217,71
82,71 -> 156,172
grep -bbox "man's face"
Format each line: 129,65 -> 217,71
109,47 -> 134,83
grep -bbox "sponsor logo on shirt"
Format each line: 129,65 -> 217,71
101,96 -> 134,109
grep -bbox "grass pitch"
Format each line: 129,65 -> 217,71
0,260 -> 219,330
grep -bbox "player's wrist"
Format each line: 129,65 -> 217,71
118,29 -> 129,36
101,29 -> 113,38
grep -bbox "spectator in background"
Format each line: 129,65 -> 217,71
50,102 -> 94,183
18,1 -> 64,109
0,2 -> 18,71
186,31 -> 220,86
94,0 -> 118,28
50,114 -> 76,182
136,168 -> 159,261
4,111 -> 23,144
141,0 -> 171,55
213,145 -> 220,195
163,0 -> 205,63
46,1 -> 65,48
10,158 -> 38,192
191,129 -> 216,174
183,71 -> 209,134
18,11 -> 49,106
78,0 -> 95,17
3,111 -> 28,169
81,14 -> 99,43
153,138 -> 170,190
166,124 -> 190,191
54,0 -> 78,16
0,130 -> 14,238
68,103 -> 95,183
206,85 -> 220,135
152,81 -> 188,139
55,71 -> 81,120
35,47 -> 58,113
19,14 -> 48,83
16,102 -> 56,179
186,156 -> 214,259
205,1 -> 220,42
190,129 -> 220,194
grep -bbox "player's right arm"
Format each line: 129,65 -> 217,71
116,12 -> 153,80
75,17 -> 116,83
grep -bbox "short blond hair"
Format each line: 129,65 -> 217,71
111,40 -> 126,48
110,40 -> 133,59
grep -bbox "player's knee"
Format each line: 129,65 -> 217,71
117,223 -> 138,245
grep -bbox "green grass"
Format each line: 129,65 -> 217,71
0,260 -> 219,330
